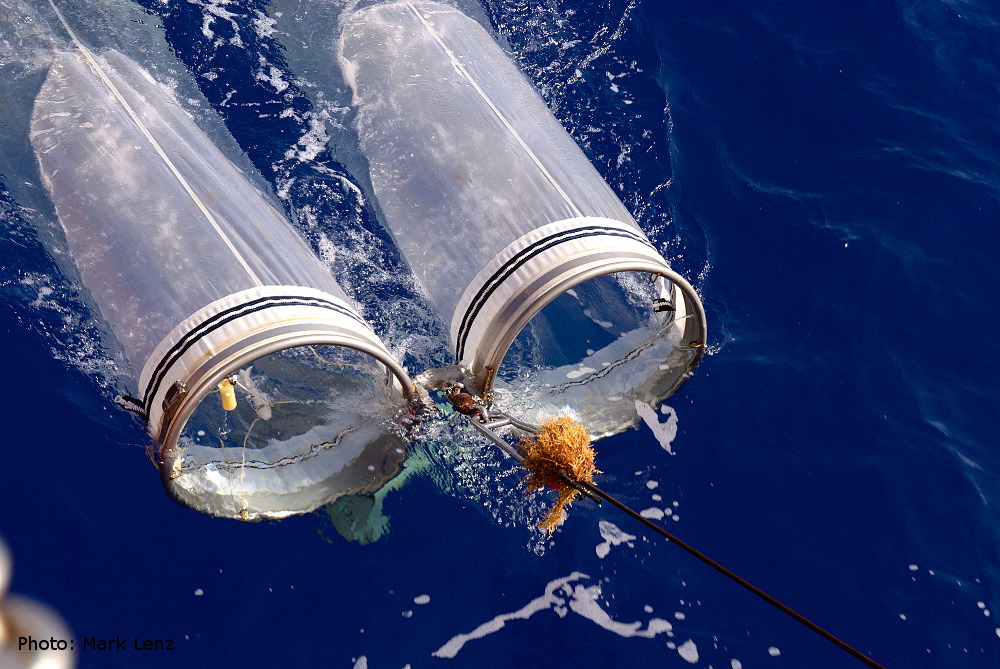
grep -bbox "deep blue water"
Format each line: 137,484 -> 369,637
2,0 -> 999,668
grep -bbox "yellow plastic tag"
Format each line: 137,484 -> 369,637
218,379 -> 237,411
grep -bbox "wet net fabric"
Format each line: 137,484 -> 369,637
340,1 -> 640,321
31,49 -> 348,369
30,48 -> 417,519
340,1 -> 705,435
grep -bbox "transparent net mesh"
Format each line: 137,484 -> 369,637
340,1 -> 639,322
31,49 -> 349,372
495,272 -> 689,438
168,344 -> 410,519
337,3 -> 705,434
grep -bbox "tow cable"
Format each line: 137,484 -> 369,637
446,388 -> 887,669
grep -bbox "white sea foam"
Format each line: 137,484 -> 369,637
677,639 -> 698,663
635,401 -> 678,454
284,113 -> 330,162
595,520 -> 636,558
433,572 -> 671,658
251,9 -> 277,39
256,60 -> 289,93
568,583 -> 673,638
191,0 -> 240,44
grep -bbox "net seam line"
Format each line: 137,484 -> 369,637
402,0 -> 583,218
46,0 -> 265,285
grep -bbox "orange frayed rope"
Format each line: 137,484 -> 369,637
515,416 -> 600,534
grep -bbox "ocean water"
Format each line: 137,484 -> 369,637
1,0 -> 999,667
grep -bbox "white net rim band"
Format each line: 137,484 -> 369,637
450,217 -> 707,395
137,286 -> 415,454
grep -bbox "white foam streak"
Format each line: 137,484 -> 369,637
432,573 -> 585,659
568,583 -> 673,638
595,520 -> 636,558
433,571 -> 672,659
635,401 -> 678,454
284,113 -> 330,162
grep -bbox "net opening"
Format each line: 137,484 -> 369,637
492,271 -> 701,438
138,287 -> 417,521
163,344 -> 411,520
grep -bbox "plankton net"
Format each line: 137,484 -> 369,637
29,42 -> 417,520
338,0 -> 706,437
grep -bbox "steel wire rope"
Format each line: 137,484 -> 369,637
575,480 -> 887,668
458,399 -> 887,669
